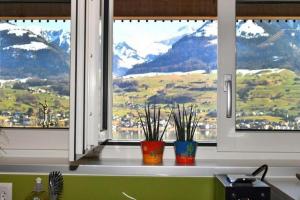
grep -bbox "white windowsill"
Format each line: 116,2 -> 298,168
0,155 -> 300,177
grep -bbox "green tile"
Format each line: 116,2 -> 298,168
0,174 -> 215,200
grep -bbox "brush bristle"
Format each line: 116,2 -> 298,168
48,171 -> 64,200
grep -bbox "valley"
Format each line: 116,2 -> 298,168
112,68 -> 300,141
0,77 -> 69,128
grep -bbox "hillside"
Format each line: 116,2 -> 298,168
0,22 -> 70,79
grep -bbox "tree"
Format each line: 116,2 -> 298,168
26,108 -> 34,117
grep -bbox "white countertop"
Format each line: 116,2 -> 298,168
0,157 -> 300,177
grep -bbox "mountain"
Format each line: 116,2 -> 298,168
23,26 -> 71,53
126,21 -> 217,75
236,20 -> 300,72
127,20 -> 300,75
3,20 -> 300,79
112,24 -> 201,76
113,42 -> 145,76
41,30 -> 71,53
0,22 -> 70,79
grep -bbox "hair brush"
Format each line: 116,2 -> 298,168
48,171 -> 64,200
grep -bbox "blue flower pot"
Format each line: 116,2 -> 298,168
174,141 -> 197,165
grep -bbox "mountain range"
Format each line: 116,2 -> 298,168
0,22 -> 70,79
2,20 -> 300,79
119,20 -> 300,76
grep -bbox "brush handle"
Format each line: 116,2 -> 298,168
49,194 -> 58,200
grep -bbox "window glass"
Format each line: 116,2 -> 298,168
112,20 -> 217,141
0,20 -> 70,128
236,20 -> 300,131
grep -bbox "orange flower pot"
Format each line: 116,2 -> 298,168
141,141 -> 164,165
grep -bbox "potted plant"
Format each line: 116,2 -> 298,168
138,104 -> 172,165
172,104 -> 200,165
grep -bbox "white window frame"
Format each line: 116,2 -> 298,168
0,0 -> 106,161
92,0 -> 300,160
0,9 -> 71,158
69,0 -> 106,161
217,0 -> 300,153
2,0 -> 300,162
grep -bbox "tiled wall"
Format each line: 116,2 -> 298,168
0,174 -> 215,200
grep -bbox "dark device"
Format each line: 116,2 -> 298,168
215,165 -> 270,200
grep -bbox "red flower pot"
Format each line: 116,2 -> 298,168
141,141 -> 165,165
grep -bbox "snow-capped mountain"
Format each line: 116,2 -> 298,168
112,24 -> 202,75
236,20 -> 300,71
41,30 -> 71,53
127,20 -> 300,75
126,21 -> 218,75
114,42 -> 145,68
0,22 -> 70,79
192,21 -> 217,38
0,23 -> 36,38
7,24 -> 71,53
152,25 -> 201,53
3,19 -> 300,79
113,42 -> 146,76
236,20 -> 269,39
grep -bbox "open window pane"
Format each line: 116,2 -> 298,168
112,20 -> 217,141
236,20 -> 300,131
0,20 -> 70,128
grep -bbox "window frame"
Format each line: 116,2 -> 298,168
98,0 -> 300,155
108,19 -> 218,144
217,0 -> 300,153
0,12 -> 71,156
2,0 -> 300,162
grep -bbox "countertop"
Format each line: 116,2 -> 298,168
1,157 -> 300,177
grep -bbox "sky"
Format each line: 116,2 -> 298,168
113,20 -> 206,57
13,20 -> 70,33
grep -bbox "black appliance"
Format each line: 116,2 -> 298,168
215,165 -> 270,200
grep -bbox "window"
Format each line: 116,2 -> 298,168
112,20 -> 218,142
217,0 -> 300,152
0,0 -> 71,158
3,0 -> 300,161
0,20 -> 71,128
236,19 -> 300,131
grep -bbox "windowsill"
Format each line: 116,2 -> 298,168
0,157 -> 300,177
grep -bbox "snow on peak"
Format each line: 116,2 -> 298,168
237,20 -> 269,39
41,30 -> 71,53
114,42 -> 145,69
177,25 -> 198,34
193,21 -> 217,37
115,42 -> 136,54
115,42 -> 140,58
3,41 -> 49,51
0,22 -> 29,36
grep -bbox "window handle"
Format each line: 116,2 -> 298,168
225,79 -> 232,118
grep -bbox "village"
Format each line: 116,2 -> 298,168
0,79 -> 70,128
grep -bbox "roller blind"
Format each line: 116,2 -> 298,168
237,1 -> 300,18
0,0 -> 71,18
2,0 -> 299,20
113,0 -> 217,18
